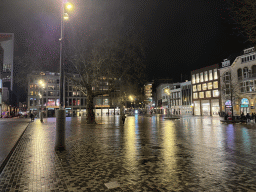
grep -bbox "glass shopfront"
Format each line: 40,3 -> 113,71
225,100 -> 232,116
194,101 -> 200,115
211,99 -> 220,116
201,100 -> 210,116
240,98 -> 249,115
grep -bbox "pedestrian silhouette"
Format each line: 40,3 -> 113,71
121,114 -> 126,124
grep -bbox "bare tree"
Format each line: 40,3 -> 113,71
65,33 -> 146,123
220,65 -> 241,118
226,0 -> 256,48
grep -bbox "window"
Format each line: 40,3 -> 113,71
193,93 -> 198,99
202,83 -> 207,90
196,73 -> 199,83
192,74 -> 195,84
197,84 -> 201,91
48,79 -> 54,83
77,99 -> 80,106
199,92 -> 204,98
243,67 -> 249,78
193,85 -> 197,92
81,98 -> 84,106
224,72 -> 230,81
225,83 -> 230,95
48,91 -> 54,96
30,85 -> 34,89
69,92 -> 72,97
214,69 -> 218,79
252,65 -> 256,74
48,85 -> 55,90
200,72 -> 204,82
209,70 -> 213,80
213,81 -> 218,89
204,71 -> 208,81
206,91 -> 211,98
30,91 -> 33,95
73,91 -> 77,96
47,99 -> 55,106
30,98 -> 33,106
237,68 -> 242,78
212,90 -> 219,97
57,79 -> 60,84
242,58 -> 245,63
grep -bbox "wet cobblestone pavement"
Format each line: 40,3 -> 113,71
0,119 -> 30,168
1,115 -> 256,191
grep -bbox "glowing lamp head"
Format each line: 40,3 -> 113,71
66,3 -> 73,10
64,13 -> 69,20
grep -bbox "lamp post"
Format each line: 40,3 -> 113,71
165,88 -> 171,117
39,80 -> 45,123
55,1 -> 73,151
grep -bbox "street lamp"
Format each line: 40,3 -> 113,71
164,88 -> 171,117
38,80 -> 45,123
56,1 -> 73,151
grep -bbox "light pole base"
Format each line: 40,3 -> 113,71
55,109 -> 66,151
40,112 -> 44,123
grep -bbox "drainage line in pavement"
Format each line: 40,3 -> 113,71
0,122 -> 31,175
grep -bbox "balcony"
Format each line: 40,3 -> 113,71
238,73 -> 256,81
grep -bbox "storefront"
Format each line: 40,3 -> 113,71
240,98 -> 249,115
225,100 -> 232,116
194,101 -> 200,115
201,100 -> 210,116
211,99 -> 220,116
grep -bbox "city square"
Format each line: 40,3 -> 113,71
1,0 -> 256,191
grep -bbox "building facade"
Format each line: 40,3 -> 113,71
191,64 -> 221,116
180,81 -> 192,115
144,82 -> 153,114
220,47 -> 256,116
27,71 -> 121,117
0,33 -> 14,117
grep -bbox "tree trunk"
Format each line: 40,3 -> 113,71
86,86 -> 96,124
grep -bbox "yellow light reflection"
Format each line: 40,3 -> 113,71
123,117 -> 138,181
161,120 -> 177,179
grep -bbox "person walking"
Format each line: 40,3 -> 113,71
121,114 -> 126,124
30,113 -> 34,122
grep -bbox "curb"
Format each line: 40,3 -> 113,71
0,122 -> 31,175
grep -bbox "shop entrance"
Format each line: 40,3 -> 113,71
194,101 -> 200,115
201,100 -> 210,116
211,99 -> 220,116
240,98 -> 249,115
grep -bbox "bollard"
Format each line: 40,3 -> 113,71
55,109 -> 66,151
40,112 -> 44,123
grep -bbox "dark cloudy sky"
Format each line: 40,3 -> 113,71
0,0 -> 250,82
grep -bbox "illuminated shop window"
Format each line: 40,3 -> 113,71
192,74 -> 195,84
200,72 -> 204,82
208,82 -> 212,89
197,84 -> 201,91
199,92 -> 204,98
204,71 -> 208,81
206,91 -> 211,98
214,69 -> 218,79
193,85 -> 197,92
202,83 -> 207,90
212,90 -> 219,97
196,73 -> 199,83
209,70 -> 213,80
213,81 -> 218,89
193,92 -> 198,99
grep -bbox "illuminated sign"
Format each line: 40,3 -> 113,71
95,105 -> 110,108
222,59 -> 230,68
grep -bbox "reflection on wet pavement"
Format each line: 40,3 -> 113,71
1,115 -> 256,191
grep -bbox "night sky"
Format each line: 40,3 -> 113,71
0,0 -> 251,83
